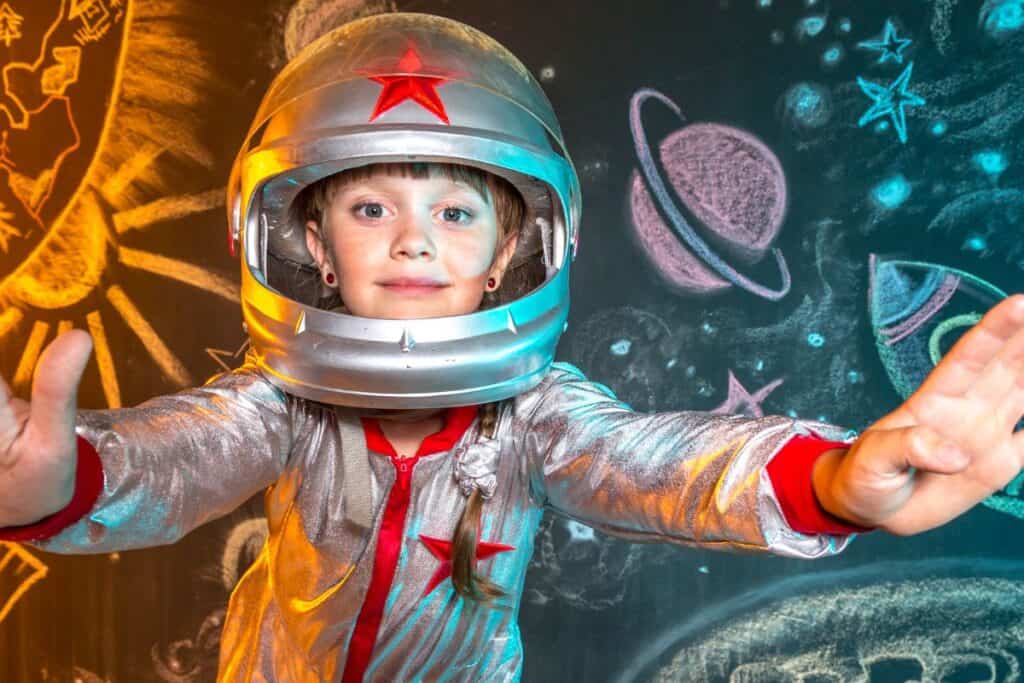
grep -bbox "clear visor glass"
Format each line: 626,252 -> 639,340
248,164 -> 568,317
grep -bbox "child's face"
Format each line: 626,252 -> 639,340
305,171 -> 518,320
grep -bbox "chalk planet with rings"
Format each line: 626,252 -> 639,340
628,88 -> 792,301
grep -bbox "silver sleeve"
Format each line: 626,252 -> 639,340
32,359 -> 294,554
515,362 -> 855,559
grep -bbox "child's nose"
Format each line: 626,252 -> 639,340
391,219 -> 436,260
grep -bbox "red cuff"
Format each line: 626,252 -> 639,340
0,436 -> 104,542
766,432 -> 875,536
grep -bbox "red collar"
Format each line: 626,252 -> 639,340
361,405 -> 479,458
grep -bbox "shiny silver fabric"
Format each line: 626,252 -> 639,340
227,13 -> 582,409
37,361 -> 852,681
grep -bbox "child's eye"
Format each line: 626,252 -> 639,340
438,205 -> 473,224
352,202 -> 389,220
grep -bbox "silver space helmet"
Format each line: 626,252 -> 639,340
226,13 -> 581,408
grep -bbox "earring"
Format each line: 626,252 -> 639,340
486,277 -> 496,289
325,272 -> 336,285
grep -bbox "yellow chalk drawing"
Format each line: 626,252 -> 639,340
0,305 -> 22,337
1,1 -> 70,130
0,198 -> 21,251
99,139 -> 160,202
0,542 -> 48,623
1,0 -> 240,409
113,187 -> 224,234
41,46 -> 82,95
106,284 -> 193,387
0,130 -> 11,167
86,309 -> 120,407
6,187 -> 108,310
118,246 -> 239,302
206,337 -> 251,374
70,0 -> 123,46
0,4 -> 23,48
12,319 -> 49,394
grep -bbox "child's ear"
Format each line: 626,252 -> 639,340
489,231 -> 520,284
305,220 -> 327,269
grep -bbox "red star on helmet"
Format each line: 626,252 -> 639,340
368,47 -> 450,124
419,533 -> 515,596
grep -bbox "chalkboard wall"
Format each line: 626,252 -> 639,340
2,1 -> 1023,680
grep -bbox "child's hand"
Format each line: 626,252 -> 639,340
812,295 -> 1024,536
0,329 -> 92,526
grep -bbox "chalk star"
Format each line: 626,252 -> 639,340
419,533 -> 514,596
368,47 -> 450,124
710,370 -> 784,418
205,337 -> 251,373
0,201 -> 22,253
857,62 -> 925,144
857,19 -> 912,64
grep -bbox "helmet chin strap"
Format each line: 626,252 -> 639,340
336,409 -> 374,531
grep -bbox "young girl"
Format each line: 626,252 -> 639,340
1,12 -> 1022,683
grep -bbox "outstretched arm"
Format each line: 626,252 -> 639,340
514,362 -> 862,560
0,330 -> 294,553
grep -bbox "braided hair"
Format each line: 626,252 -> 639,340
449,401 -> 506,604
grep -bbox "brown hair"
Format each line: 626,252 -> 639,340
451,400 -> 506,604
297,161 -> 524,242
296,163 -> 523,604
293,161 -> 527,311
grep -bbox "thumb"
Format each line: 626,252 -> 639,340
858,424 -> 970,477
29,329 -> 93,447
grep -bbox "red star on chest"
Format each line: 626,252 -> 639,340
368,47 -> 450,124
419,533 -> 515,596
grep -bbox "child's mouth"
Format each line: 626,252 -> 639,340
378,278 -> 450,295
382,284 -> 446,295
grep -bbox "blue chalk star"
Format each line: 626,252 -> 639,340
857,62 -> 926,144
858,19 -> 912,64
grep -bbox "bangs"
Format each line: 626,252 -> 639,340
295,161 -> 525,243
337,162 -> 492,200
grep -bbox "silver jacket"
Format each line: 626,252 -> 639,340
35,359 -> 853,682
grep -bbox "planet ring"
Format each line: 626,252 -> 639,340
629,87 -> 791,301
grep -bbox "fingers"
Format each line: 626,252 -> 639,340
916,294 -> 1024,398
914,389 -> 1003,456
29,329 -> 93,450
963,322 -> 1024,433
0,371 -> 27,467
905,390 -> 1024,491
1011,429 -> 1024,469
904,425 -> 971,474
861,422 -> 970,477
0,371 -> 13,430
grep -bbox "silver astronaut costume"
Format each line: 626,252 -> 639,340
31,359 -> 853,682
13,12 -> 862,683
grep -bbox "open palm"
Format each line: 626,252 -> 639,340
828,294 -> 1024,535
0,330 -> 93,526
